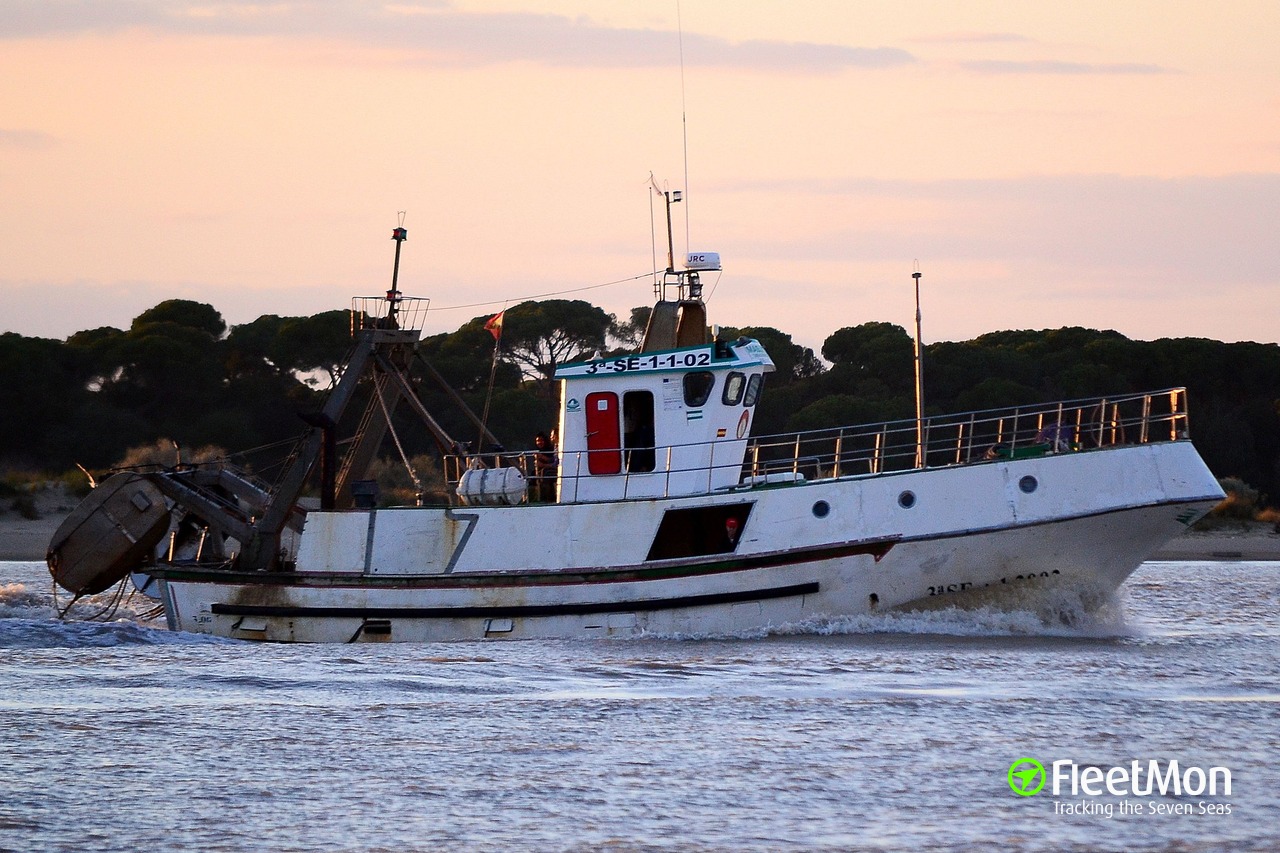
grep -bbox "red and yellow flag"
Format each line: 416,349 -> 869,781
484,310 -> 504,340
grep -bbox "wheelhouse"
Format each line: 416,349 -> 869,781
554,338 -> 775,502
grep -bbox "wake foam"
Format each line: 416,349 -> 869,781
0,580 -> 226,648
0,616 -> 230,648
647,578 -> 1138,642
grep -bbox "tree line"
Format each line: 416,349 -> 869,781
2,297 -> 1278,506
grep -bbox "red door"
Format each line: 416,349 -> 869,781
585,392 -> 621,474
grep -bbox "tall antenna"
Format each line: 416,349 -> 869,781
677,0 -> 690,257
649,172 -> 659,292
912,260 -> 925,469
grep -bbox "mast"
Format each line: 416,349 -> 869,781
388,216 -> 407,326
912,262 -> 925,469
664,189 -> 683,274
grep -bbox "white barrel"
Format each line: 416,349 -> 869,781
456,467 -> 527,506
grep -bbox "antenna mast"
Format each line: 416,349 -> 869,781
912,261 -> 925,469
677,0 -> 690,256
650,175 -> 683,278
388,211 -> 407,325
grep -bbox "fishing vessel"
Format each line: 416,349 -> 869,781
48,223 -> 1224,642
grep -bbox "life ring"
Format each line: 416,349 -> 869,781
736,410 -> 750,439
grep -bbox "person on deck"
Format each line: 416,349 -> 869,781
532,431 -> 557,502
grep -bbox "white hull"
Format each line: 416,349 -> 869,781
155,441 -> 1222,643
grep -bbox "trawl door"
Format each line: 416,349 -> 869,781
585,391 -> 622,474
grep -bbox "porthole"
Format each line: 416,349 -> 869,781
812,500 -> 830,518
1019,475 -> 1038,494
898,490 -> 916,509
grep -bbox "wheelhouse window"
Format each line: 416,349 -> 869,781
744,374 -> 763,407
722,372 -> 746,406
623,390 -> 656,473
683,371 -> 715,407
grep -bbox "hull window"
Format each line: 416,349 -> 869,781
586,392 -> 622,474
623,390 -> 656,473
646,502 -> 755,561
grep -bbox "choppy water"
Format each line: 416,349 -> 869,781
1,559 -> 1277,852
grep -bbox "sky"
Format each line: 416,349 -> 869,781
2,0 -> 1278,355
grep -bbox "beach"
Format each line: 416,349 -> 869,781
4,481 -> 1277,563
1150,523 -> 1280,561
0,483 -> 75,562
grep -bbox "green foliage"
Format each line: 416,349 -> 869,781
1207,477 -> 1261,520
823,321 -> 910,365
273,311 -> 351,384
367,454 -> 449,506
132,299 -> 227,338
822,322 -> 914,394
57,468 -> 96,498
115,439 -> 229,470
419,322 -> 520,393
500,299 -> 613,382
4,296 -> 1280,512
953,378 -> 1044,412
0,332 -> 90,468
611,306 -> 652,351
225,314 -> 285,377
720,326 -> 824,386
787,395 -> 901,434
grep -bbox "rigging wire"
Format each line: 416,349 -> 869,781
372,374 -> 422,498
426,272 -> 652,314
649,172 -> 659,287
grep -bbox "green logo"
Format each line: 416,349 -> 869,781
1008,758 -> 1047,796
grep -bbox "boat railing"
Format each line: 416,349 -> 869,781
350,296 -> 430,334
442,388 -> 1192,504
745,387 -> 1191,481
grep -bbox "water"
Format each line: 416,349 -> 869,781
1,559 -> 1277,852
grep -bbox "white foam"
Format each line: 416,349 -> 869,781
0,580 -> 233,647
643,580 -> 1139,642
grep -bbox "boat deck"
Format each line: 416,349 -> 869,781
445,388 -> 1195,504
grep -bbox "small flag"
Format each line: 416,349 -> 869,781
716,428 -> 727,438
485,310 -> 505,340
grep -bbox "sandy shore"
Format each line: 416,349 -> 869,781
4,482 -> 1279,563
0,483 -> 77,562
1147,525 -> 1280,561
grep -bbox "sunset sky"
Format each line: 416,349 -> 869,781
2,1 -> 1278,354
